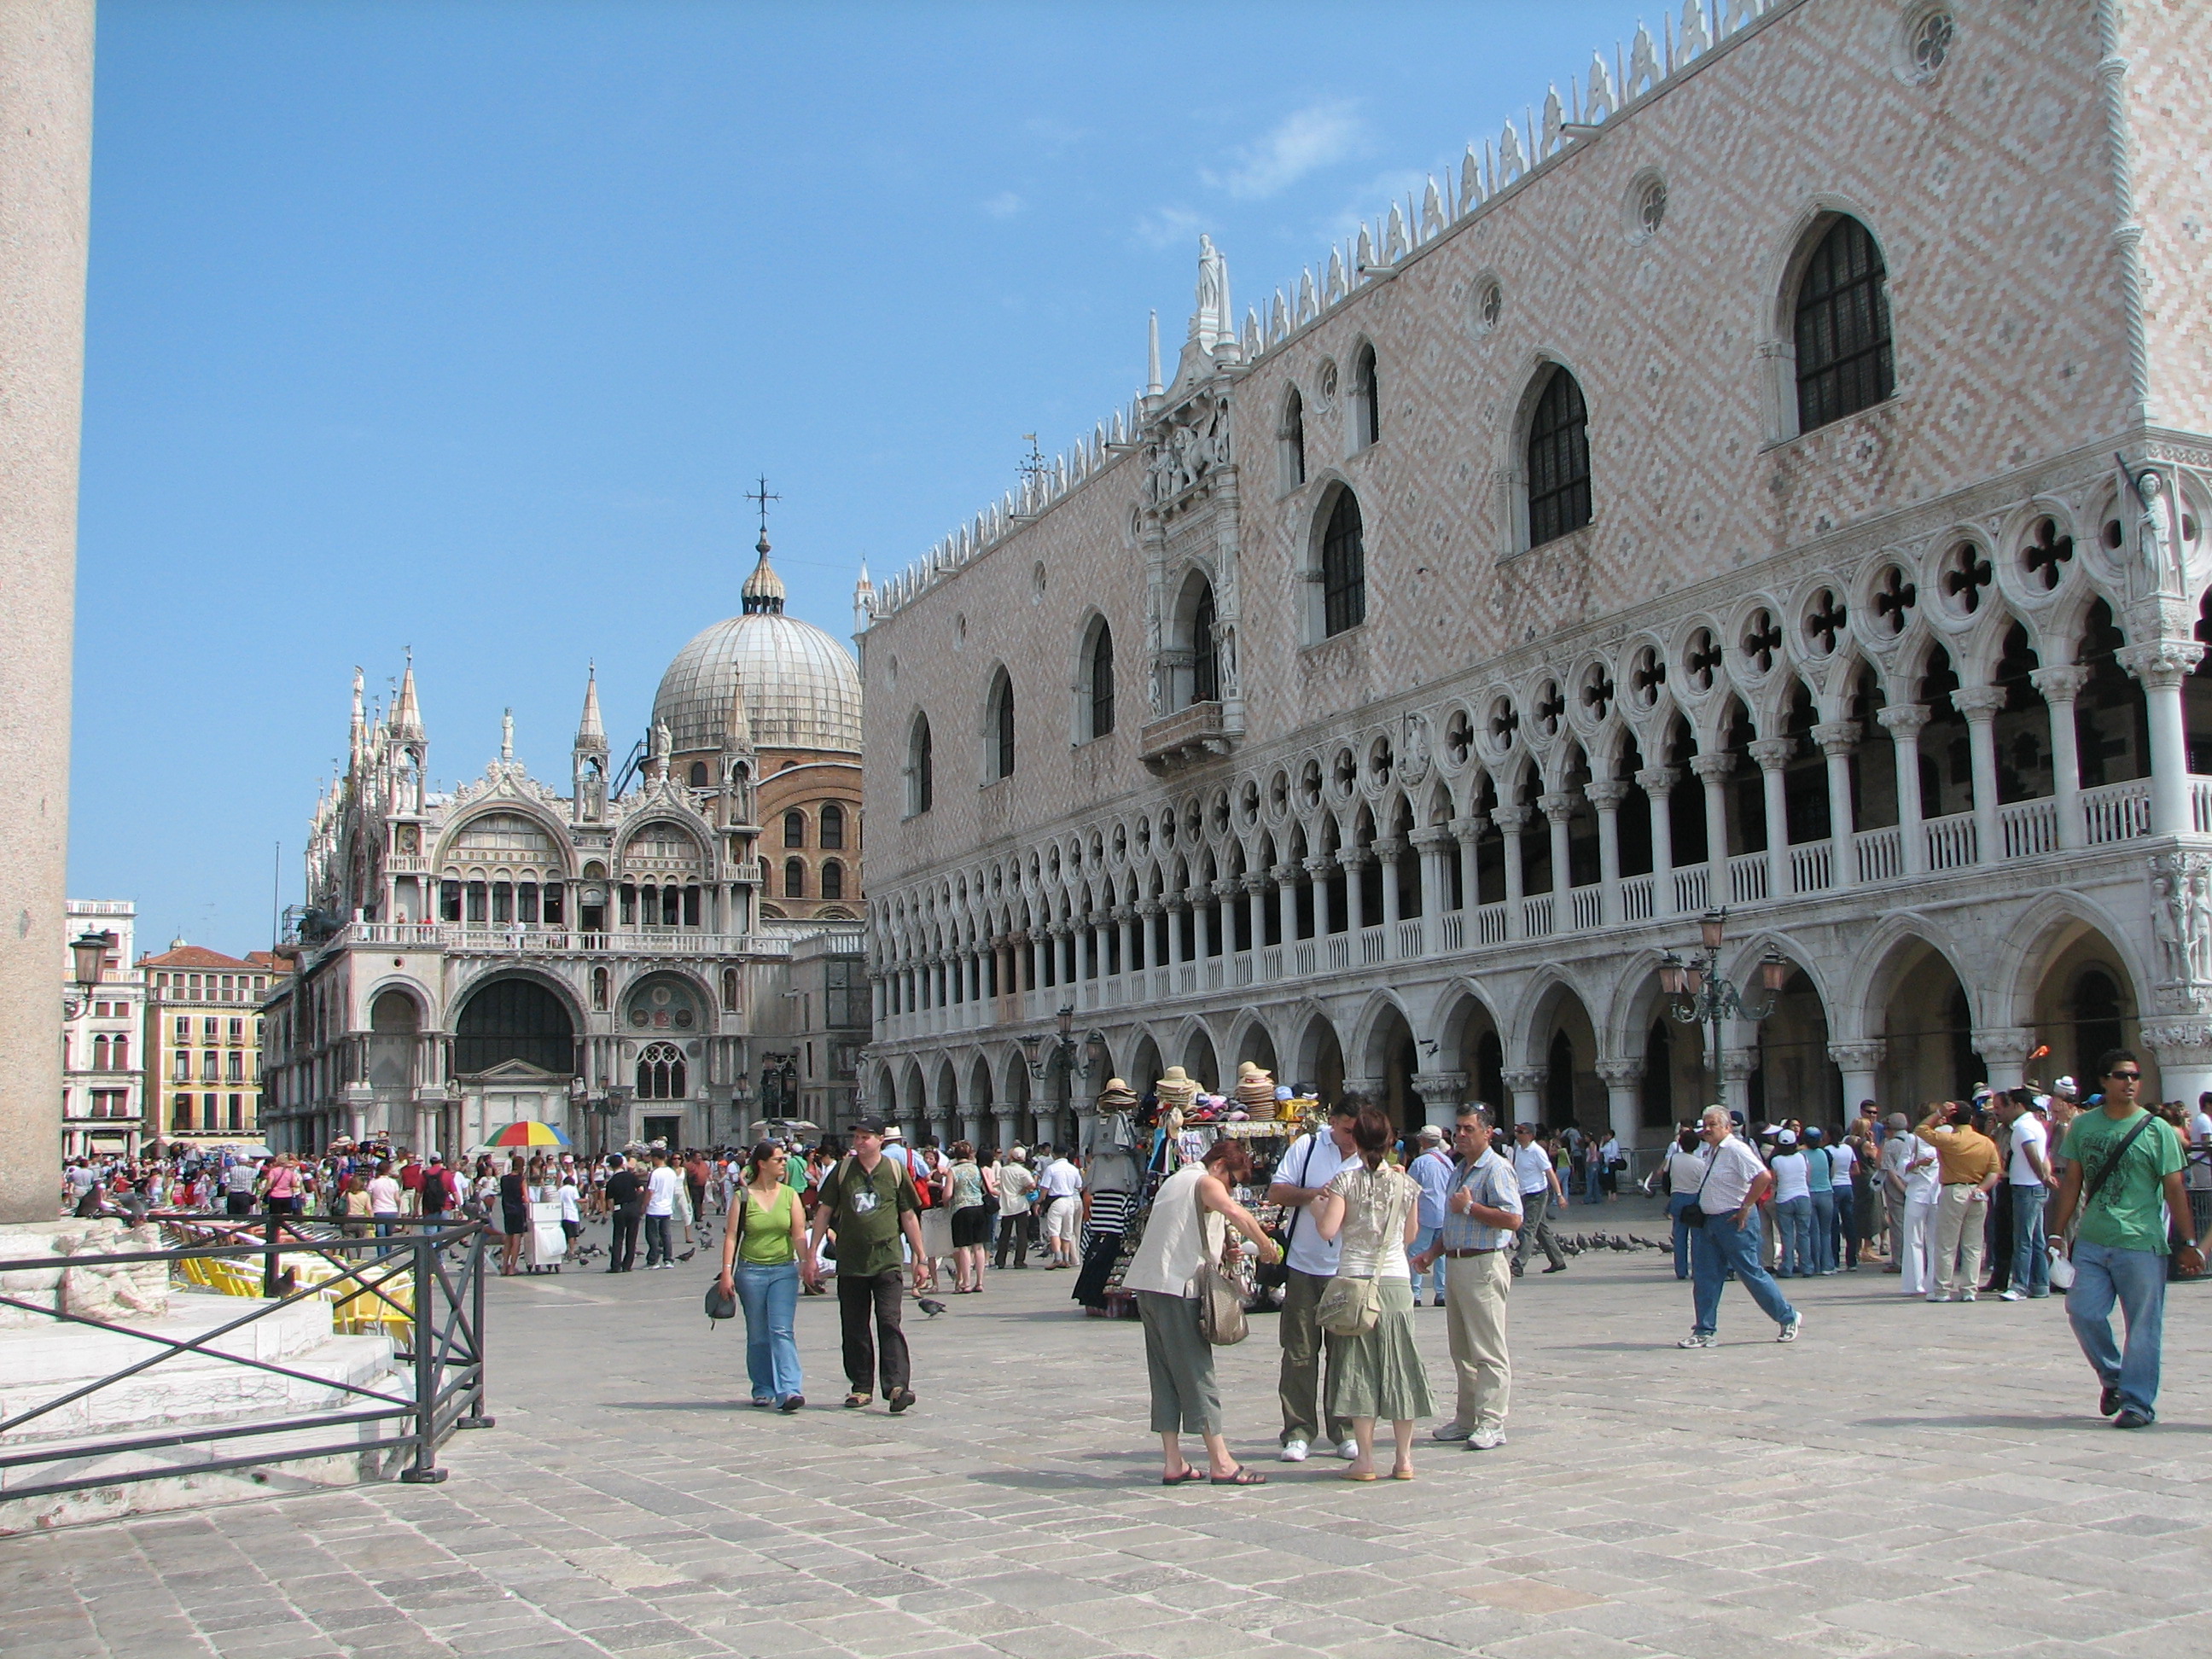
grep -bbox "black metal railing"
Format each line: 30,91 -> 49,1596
0,1213 -> 492,1507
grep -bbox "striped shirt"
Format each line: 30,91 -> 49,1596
1437,1149 -> 1523,1254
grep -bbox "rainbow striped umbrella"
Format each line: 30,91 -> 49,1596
485,1121 -> 570,1149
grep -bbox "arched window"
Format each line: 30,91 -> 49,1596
92,1034 -> 109,1070
987,669 -> 1015,780
1087,620 -> 1115,740
592,967 -> 609,1010
821,859 -> 845,900
637,1042 -> 686,1100
783,809 -> 806,848
1280,388 -> 1307,486
907,714 -> 934,814
687,761 -> 708,788
113,1035 -> 127,1069
1321,488 -> 1366,637
720,969 -> 739,1012
1353,343 -> 1380,447
1192,585 -> 1220,705
819,801 -> 845,850
1526,365 -> 1592,547
783,857 -> 806,899
1794,216 -> 1894,433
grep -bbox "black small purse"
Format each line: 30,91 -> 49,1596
704,1196 -> 748,1326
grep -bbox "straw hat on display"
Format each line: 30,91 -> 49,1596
1234,1061 -> 1279,1120
1097,1076 -> 1139,1112
1154,1066 -> 1199,1109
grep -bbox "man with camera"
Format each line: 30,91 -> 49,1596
1917,1098 -> 2001,1301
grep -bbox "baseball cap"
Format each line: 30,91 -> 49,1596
2026,1094 -> 2052,1113
850,1116 -> 888,1136
1417,1125 -> 1444,1143
1776,1128 -> 1798,1146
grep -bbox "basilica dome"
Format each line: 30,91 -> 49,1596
653,541 -> 863,755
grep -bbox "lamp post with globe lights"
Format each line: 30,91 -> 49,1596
1657,911 -> 1790,1113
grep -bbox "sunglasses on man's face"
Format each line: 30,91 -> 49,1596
2106,1071 -> 2142,1082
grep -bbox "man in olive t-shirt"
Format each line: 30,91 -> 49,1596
809,1120 -> 928,1412
2049,1050 -> 2204,1428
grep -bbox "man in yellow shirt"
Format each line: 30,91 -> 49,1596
1917,1100 -> 2001,1301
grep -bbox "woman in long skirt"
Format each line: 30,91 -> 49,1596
1313,1104 -> 1433,1481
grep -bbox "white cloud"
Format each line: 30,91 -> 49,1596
1206,100 -> 1364,201
981,191 -> 1023,219
1133,205 -> 1204,251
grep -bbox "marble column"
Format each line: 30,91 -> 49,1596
1719,1046 -> 1757,1121
1451,814 -> 1487,915
1594,1058 -> 1644,1151
1272,862 -> 1300,949
1688,752 -> 1734,904
2120,639 -> 2205,837
1635,766 -> 1678,916
2032,664 -> 2089,850
1537,792 -> 1575,906
1493,807 -> 1529,939
1342,851 -> 1370,934
1748,736 -> 1794,897
1812,719 -> 1860,890
1971,1025 -> 2035,1091
1411,1069 -> 1469,1131
2144,1018 -> 2212,1109
1499,1066 -> 1546,1132
1877,704 -> 1931,875
1826,1039 -> 1885,1119
1586,779 -> 1626,923
1374,836 -> 1404,929
1304,856 -> 1335,937
1952,684 -> 2007,863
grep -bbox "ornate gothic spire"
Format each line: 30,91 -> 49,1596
390,650 -> 425,744
573,662 -> 605,751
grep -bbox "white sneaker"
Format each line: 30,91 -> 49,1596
1335,1439 -> 1360,1460
1278,1439 -> 1309,1464
1999,1289 -> 2024,1302
1431,1422 -> 1471,1442
1778,1313 -> 1802,1343
1467,1426 -> 1507,1451
1926,1292 -> 1951,1302
1677,1331 -> 1715,1348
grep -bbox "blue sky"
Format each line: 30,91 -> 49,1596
75,0 -> 1639,952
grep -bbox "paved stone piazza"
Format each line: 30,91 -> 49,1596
9,1201 -> 2212,1659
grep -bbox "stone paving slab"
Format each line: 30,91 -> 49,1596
5,1199 -> 2212,1657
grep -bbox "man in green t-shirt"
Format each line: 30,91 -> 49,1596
809,1119 -> 927,1413
2048,1050 -> 2205,1428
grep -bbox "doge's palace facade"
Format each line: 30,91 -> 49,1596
860,0 -> 2212,1159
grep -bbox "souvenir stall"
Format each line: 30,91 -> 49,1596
1076,1062 -> 1320,1318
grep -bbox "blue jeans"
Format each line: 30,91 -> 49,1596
1410,1225 -> 1447,1300
1691,1209 -> 1797,1336
644,1214 -> 673,1266
1807,1189 -> 1837,1272
736,1260 -> 803,1401
2010,1184 -> 2049,1296
2066,1239 -> 2166,1417
1773,1195 -> 1813,1277
1666,1193 -> 1700,1278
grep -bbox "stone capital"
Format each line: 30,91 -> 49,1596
2117,639 -> 2205,689
1408,827 -> 1454,852
1718,1050 -> 1758,1083
1810,719 -> 1860,756
1270,862 -> 1301,883
1688,752 -> 1737,783
1633,765 -> 1680,796
1583,780 -> 1629,811
1134,902 -> 1162,921
1109,904 -> 1136,923
1450,813 -> 1491,839
1593,1058 -> 1643,1088
1301,855 -> 1336,877
1209,878 -> 1239,899
1970,1026 -> 2035,1066
1746,737 -> 1796,772
1499,1066 -> 1548,1093
1238,873 -> 1269,894
1336,848 -> 1372,870
1826,1039 -> 1886,1073
1877,703 -> 1931,739
2144,1020 -> 2212,1061
1950,685 -> 2008,719
1490,806 -> 1532,835
1536,790 -> 1578,823
1371,836 -> 1406,859
2029,664 -> 2090,701
1411,1068 -> 1469,1103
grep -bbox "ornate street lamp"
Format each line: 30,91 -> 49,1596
1657,910 -> 1790,1111
63,928 -> 114,1019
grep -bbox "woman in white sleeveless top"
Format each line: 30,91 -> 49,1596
1122,1138 -> 1282,1486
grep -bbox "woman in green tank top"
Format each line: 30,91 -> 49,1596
716,1143 -> 816,1411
